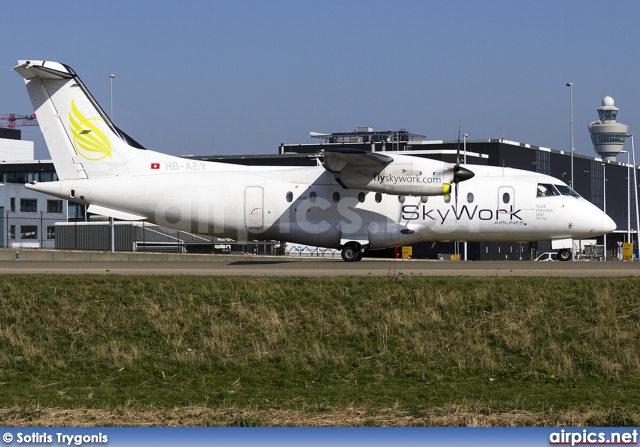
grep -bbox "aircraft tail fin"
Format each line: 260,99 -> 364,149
13,60 -> 145,179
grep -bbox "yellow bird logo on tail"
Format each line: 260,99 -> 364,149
69,99 -> 112,160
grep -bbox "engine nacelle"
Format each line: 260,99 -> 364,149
335,157 -> 455,196
321,148 -> 474,196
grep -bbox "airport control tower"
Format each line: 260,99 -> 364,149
588,96 -> 628,161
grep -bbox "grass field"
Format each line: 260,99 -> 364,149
0,275 -> 639,426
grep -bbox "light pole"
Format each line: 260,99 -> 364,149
603,161 -> 607,260
621,150 -> 630,244
109,74 -> 116,253
566,83 -> 574,188
463,134 -> 468,164
109,74 -> 115,120
630,135 -> 640,260
463,133 -> 468,260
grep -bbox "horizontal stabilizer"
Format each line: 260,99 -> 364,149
13,60 -> 74,80
87,205 -> 146,221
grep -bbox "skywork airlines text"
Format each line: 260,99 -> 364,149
402,204 -> 524,225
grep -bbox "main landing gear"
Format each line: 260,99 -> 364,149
557,249 -> 572,261
341,242 -> 366,262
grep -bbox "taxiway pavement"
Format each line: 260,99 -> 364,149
0,258 -> 638,277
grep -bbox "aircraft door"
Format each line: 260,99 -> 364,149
497,186 -> 515,221
244,186 -> 264,230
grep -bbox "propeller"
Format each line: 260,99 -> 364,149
453,125 -> 474,208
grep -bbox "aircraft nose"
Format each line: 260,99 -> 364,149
602,212 -> 616,234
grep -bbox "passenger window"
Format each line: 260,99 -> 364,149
358,192 -> 366,203
375,193 -> 382,203
444,194 -> 451,203
467,192 -> 474,203
310,191 -> 317,202
286,191 -> 293,202
398,195 -> 405,204
421,196 -> 428,203
333,192 -> 340,203
502,192 -> 510,204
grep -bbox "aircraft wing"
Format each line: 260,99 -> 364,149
321,148 -> 393,174
319,147 -> 465,197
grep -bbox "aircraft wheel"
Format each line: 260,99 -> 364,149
558,249 -> 572,261
341,244 -> 363,262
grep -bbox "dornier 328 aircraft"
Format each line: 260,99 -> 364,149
14,60 -> 616,261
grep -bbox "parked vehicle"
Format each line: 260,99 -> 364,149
535,252 -> 558,261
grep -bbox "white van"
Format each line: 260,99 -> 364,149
534,252 -> 558,261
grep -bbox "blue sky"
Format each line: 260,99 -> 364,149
2,0 -> 640,160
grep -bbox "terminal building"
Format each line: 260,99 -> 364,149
0,128 -> 66,249
1,98 -> 639,260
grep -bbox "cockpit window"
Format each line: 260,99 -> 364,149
554,184 -> 581,198
536,183 -> 559,197
537,183 -> 581,198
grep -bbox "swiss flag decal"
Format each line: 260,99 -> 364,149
151,163 -> 160,169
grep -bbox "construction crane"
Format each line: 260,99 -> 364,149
0,113 -> 38,129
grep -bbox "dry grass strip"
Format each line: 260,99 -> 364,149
1,406 -> 634,427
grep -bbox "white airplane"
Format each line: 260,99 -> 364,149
14,60 -> 616,262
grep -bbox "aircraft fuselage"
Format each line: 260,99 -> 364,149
29,162 -> 612,251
